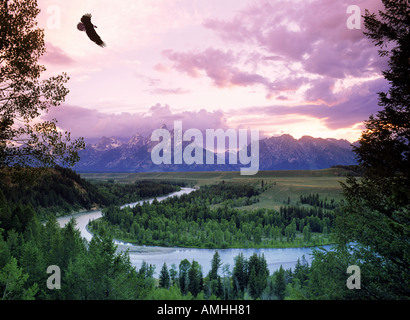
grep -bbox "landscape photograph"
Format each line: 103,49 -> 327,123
0,0 -> 408,315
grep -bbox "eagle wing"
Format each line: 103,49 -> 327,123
81,14 -> 106,47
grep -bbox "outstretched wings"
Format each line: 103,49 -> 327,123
81,14 -> 106,47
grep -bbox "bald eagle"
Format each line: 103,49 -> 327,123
77,14 -> 106,47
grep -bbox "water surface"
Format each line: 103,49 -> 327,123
57,187 -> 328,275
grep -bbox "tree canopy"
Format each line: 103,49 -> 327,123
0,0 -> 84,168
338,0 -> 410,299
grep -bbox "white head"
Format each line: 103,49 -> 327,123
77,22 -> 86,31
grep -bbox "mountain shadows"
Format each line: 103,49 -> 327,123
74,130 -> 357,173
258,134 -> 357,171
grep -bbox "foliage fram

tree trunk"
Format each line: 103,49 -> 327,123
339,0 -> 410,299
0,0 -> 84,168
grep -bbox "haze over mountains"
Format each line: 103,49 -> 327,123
74,125 -> 357,173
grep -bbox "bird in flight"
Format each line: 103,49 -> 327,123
77,14 -> 106,48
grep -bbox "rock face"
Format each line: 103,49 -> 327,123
257,134 -> 357,170
74,130 -> 357,173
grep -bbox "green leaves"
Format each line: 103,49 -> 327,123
0,257 -> 38,300
337,0 -> 410,299
0,0 -> 84,168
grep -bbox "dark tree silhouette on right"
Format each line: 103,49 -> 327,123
337,0 -> 410,299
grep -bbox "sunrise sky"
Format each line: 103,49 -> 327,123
37,0 -> 387,143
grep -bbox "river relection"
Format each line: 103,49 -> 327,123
57,187 -> 329,275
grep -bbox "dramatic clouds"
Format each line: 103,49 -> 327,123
36,0 -> 387,142
162,48 -> 308,99
166,0 -> 386,102
40,42 -> 75,65
246,77 -> 388,130
43,104 -> 228,141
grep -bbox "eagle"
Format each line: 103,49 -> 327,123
77,14 -> 106,47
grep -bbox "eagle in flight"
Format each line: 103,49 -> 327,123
77,14 -> 106,47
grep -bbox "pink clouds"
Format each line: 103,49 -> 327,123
150,88 -> 191,95
42,75 -> 387,143
305,78 -> 339,104
162,48 -> 307,98
34,0 -> 388,144
42,103 -> 228,140
244,77 -> 388,131
160,0 -> 386,105
40,42 -> 75,65
162,48 -> 239,84
203,0 -> 381,66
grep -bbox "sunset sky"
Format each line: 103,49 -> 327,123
37,0 -> 387,143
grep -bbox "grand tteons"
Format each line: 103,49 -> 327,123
150,121 -> 260,175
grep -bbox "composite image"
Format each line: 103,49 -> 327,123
0,0 -> 409,316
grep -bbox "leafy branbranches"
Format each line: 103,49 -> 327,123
0,0 -> 84,168
338,0 -> 410,299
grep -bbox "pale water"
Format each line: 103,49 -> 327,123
57,187 -> 330,276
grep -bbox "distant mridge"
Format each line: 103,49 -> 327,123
74,131 -> 357,173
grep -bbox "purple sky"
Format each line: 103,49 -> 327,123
37,0 -> 387,143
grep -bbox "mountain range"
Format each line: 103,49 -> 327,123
73,125 -> 358,173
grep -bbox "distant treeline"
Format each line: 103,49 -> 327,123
92,183 -> 337,248
299,193 -> 338,210
93,180 -> 181,207
0,166 -> 101,218
0,170 -> 369,301
0,200 -> 338,301
0,166 -> 180,220
330,165 -> 365,176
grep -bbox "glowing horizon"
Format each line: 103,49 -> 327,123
37,0 -> 387,143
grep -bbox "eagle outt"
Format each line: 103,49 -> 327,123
77,14 -> 106,48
